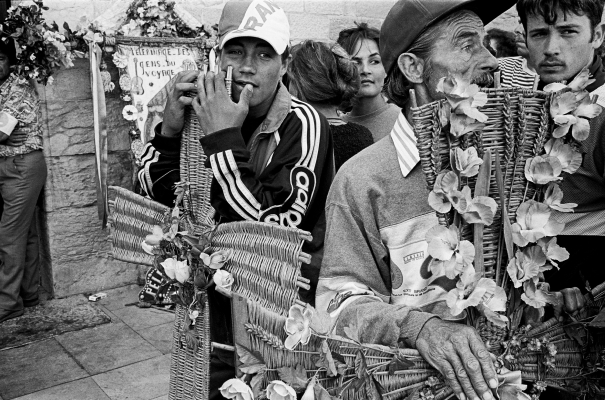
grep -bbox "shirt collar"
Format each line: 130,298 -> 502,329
390,111 -> 420,178
258,82 -> 291,134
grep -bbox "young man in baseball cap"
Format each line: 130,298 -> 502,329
317,2 -> 515,400
139,1 -> 334,396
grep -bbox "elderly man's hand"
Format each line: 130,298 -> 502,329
553,287 -> 585,321
416,319 -> 497,400
161,71 -> 199,137
192,70 -> 252,135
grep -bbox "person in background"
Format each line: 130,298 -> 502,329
139,1 -> 334,397
337,23 -> 401,142
0,39 -> 47,323
288,40 -> 373,170
484,28 -> 519,58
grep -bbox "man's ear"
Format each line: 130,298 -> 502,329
280,53 -> 291,78
397,53 -> 425,84
592,22 -> 605,49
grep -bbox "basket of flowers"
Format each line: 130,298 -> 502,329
197,72 -> 605,400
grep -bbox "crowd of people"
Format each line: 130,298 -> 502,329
2,0 -> 605,399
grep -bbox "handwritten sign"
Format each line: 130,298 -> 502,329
116,44 -> 203,142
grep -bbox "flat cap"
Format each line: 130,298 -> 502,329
380,0 -> 517,75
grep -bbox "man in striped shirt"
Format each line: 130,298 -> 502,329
500,0 -> 605,309
317,2 -> 515,400
138,1 -> 334,397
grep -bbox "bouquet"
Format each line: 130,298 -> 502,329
140,183 -> 233,348
0,0 -> 76,85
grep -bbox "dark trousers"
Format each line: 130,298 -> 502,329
0,150 -> 46,313
209,354 -> 235,399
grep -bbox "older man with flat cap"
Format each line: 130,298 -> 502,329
316,1 -> 515,400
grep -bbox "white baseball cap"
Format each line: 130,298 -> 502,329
218,0 -> 290,55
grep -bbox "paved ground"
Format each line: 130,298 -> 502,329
0,284 -> 175,400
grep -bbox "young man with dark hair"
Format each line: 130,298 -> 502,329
499,0 -> 605,306
138,0 -> 334,396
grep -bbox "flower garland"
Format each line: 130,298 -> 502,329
0,0 -> 77,85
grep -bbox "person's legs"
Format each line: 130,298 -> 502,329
208,354 -> 235,399
0,151 -> 46,318
21,210 -> 41,306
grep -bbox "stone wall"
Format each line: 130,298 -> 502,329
37,57 -> 138,297
35,0 -> 520,297
41,0 -> 520,42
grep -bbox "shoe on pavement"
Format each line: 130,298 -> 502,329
0,309 -> 24,323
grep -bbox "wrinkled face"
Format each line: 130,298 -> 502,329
220,37 -> 287,109
424,12 -> 498,101
0,52 -> 11,82
351,38 -> 386,99
526,9 -> 602,84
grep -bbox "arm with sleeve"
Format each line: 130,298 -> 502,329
199,101 -> 332,227
316,174 -> 437,349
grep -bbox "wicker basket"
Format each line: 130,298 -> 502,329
180,105 -> 214,235
107,185 -> 171,266
411,88 -> 552,280
169,301 -> 211,400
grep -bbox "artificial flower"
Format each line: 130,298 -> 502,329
284,304 -> 313,350
544,138 -> 582,174
507,246 -> 546,288
544,67 -> 595,93
83,31 -> 103,44
266,381 -> 297,400
161,258 -> 190,283
495,368 -> 531,400
141,240 -> 155,255
213,270 -> 234,292
452,147 -> 483,177
551,91 -> 601,141
119,74 -> 132,91
200,249 -> 233,270
524,155 -> 563,185
425,225 -> 475,279
511,200 -> 565,246
219,378 -> 254,400
437,74 -> 488,136
122,105 -> 138,121
461,195 -> 498,226
543,183 -> 577,213
445,265 -> 506,316
537,237 -> 569,268
112,52 -> 129,69
144,225 -> 164,245
428,171 -> 470,214
521,279 -> 560,309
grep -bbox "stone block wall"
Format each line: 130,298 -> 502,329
37,58 -> 138,297
42,0 -> 520,43
34,0 -> 520,297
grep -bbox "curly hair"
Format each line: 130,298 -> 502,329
287,40 -> 360,110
